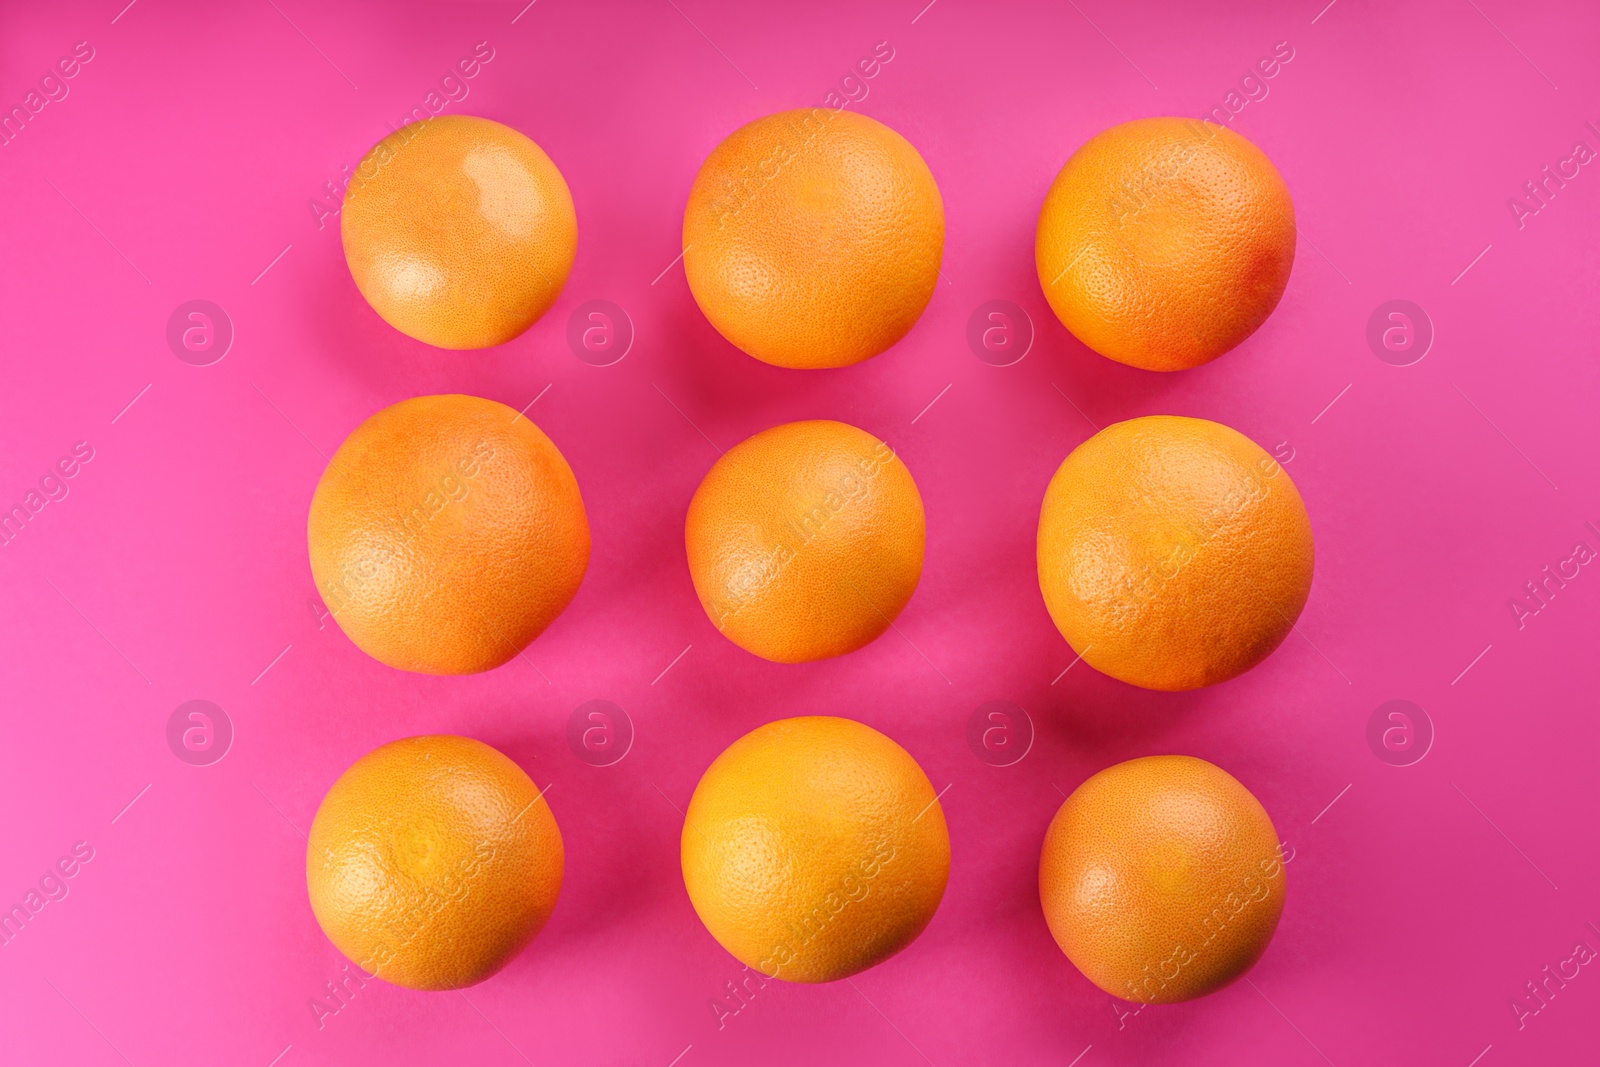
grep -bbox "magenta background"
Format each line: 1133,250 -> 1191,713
1,0 -> 1597,1064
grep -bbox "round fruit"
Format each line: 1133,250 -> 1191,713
683,108 -> 944,369
307,735 -> 563,991
1039,755 -> 1286,1003
308,394 -> 589,675
341,115 -> 577,349
685,420 -> 924,663
1036,415 -> 1312,691
682,716 -> 949,983
1035,117 -> 1295,371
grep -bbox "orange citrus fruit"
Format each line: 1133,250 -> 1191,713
341,114 -> 577,349
1037,415 -> 1312,690
1039,755 -> 1286,1003
685,419 -> 924,663
682,716 -> 949,983
308,394 -> 589,675
683,108 -> 944,369
1035,117 -> 1295,371
307,735 -> 563,991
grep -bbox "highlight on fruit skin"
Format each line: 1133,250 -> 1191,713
681,716 -> 950,983
307,394 -> 590,675
307,735 -> 564,992
1036,415 -> 1313,690
684,419 -> 925,663
682,107 -> 944,369
340,114 -> 577,349
1035,116 -> 1296,371
1039,755 -> 1287,1003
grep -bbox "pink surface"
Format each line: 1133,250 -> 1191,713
0,1 -> 1596,1064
